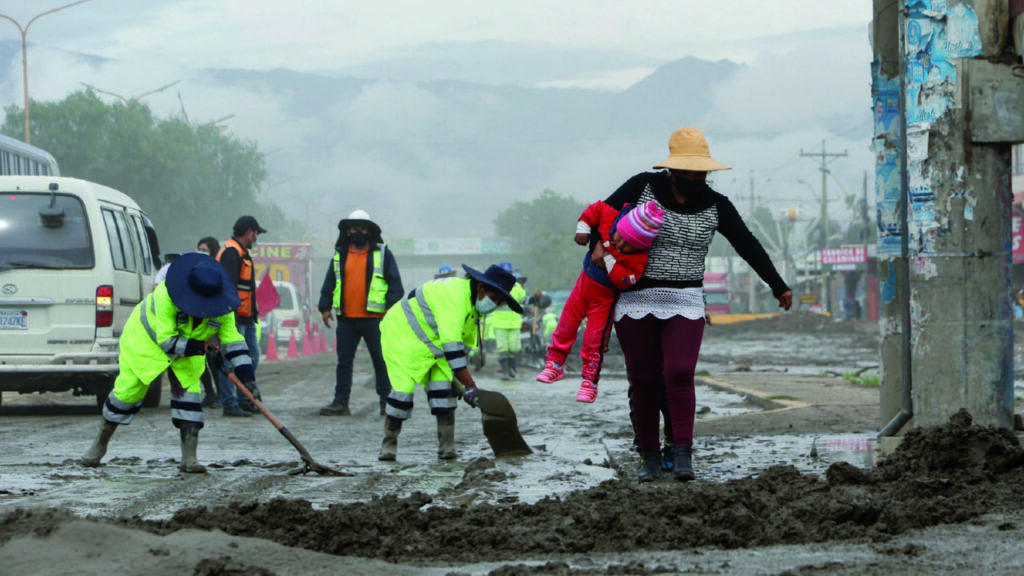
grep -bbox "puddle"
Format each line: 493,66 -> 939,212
696,432 -> 876,482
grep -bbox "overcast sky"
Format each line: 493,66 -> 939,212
4,1 -> 871,81
0,1 -> 876,248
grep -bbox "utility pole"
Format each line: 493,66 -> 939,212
748,170 -> 756,313
800,141 -> 847,316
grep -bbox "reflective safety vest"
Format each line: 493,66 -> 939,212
332,244 -> 389,314
379,278 -> 478,382
119,283 -> 250,386
487,282 -> 526,330
217,238 -> 255,318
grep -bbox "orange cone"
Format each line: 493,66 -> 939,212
265,327 -> 279,362
301,326 -> 313,356
311,325 -> 322,354
287,329 -> 299,359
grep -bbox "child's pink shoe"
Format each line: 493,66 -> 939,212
576,380 -> 598,403
536,361 -> 564,383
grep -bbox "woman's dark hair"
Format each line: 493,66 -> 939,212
197,236 -> 221,256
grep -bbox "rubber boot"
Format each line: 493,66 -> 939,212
379,416 -> 403,461
179,426 -> 208,474
82,420 -> 118,467
498,357 -> 512,380
436,411 -> 456,460
673,444 -> 694,482
508,356 -> 517,379
637,449 -> 662,483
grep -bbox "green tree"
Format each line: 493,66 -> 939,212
3,91 -> 298,252
494,189 -> 587,291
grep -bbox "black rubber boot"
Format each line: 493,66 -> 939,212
498,357 -> 511,380
673,444 -> 694,482
379,416 -> 403,461
637,449 -> 662,482
82,420 -> 118,467
436,412 -> 456,460
508,356 -> 517,378
179,426 -> 207,474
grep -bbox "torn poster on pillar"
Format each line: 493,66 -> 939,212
873,62 -> 902,258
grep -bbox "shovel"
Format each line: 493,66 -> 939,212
213,359 -> 351,477
455,381 -> 532,457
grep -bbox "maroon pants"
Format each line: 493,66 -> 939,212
615,314 -> 704,451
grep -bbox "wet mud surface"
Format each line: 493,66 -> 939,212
114,408 -> 1024,564
4,313 -> 1024,575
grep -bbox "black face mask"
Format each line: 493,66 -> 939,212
673,177 -> 710,198
349,232 -> 370,246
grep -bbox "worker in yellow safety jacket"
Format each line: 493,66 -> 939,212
378,264 -> 523,461
487,262 -> 527,380
81,253 -> 257,474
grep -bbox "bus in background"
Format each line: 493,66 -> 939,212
0,133 -> 60,176
703,272 -> 730,315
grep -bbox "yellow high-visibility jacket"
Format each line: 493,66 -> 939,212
487,282 -> 526,331
380,277 -> 479,386
119,283 -> 250,386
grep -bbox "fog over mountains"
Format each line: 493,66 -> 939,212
0,25 -> 873,241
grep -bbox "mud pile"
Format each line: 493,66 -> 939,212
120,409 -> 1023,564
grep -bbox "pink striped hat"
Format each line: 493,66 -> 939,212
617,200 -> 665,250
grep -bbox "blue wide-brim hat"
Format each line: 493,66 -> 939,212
462,264 -> 523,314
165,252 -> 241,319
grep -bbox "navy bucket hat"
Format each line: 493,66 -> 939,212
461,264 -> 523,314
165,252 -> 241,318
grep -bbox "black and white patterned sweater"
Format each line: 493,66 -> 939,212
604,171 -> 790,298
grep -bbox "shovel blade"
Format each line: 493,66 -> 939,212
475,389 -> 532,457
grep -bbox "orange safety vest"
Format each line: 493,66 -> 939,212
217,238 -> 255,318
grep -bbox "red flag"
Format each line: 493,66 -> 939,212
256,273 -> 280,319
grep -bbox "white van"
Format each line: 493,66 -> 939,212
260,280 -> 309,351
0,176 -> 163,407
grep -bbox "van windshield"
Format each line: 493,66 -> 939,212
277,286 -> 295,309
0,192 -> 94,270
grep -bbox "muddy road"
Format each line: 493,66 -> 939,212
3,313 -> 1024,575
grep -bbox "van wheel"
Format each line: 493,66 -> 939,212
141,374 -> 164,408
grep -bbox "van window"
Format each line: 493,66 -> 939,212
278,286 -> 295,309
0,192 -> 93,270
129,214 -> 153,274
102,208 -> 137,272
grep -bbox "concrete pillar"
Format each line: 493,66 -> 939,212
875,0 -> 1017,431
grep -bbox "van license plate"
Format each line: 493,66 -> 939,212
0,310 -> 28,330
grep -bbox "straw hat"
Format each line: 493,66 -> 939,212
653,127 -> 731,172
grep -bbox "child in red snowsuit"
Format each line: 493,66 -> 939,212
536,200 -> 665,402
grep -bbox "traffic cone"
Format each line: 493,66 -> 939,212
311,325 -> 322,354
265,327 -> 279,362
287,329 -> 299,359
321,331 -> 328,354
301,326 -> 313,356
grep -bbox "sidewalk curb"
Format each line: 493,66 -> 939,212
696,375 -> 809,413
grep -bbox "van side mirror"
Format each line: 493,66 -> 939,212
38,182 -> 65,228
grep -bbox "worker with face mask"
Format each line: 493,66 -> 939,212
317,209 -> 405,417
377,264 -> 522,461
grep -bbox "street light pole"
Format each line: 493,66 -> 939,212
80,80 -> 181,104
0,0 -> 92,144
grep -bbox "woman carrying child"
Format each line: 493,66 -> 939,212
536,200 -> 665,403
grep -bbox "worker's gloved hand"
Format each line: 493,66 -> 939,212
206,348 -> 226,373
244,380 -> 262,402
184,338 -> 207,356
463,384 -> 479,408
451,379 -> 466,400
